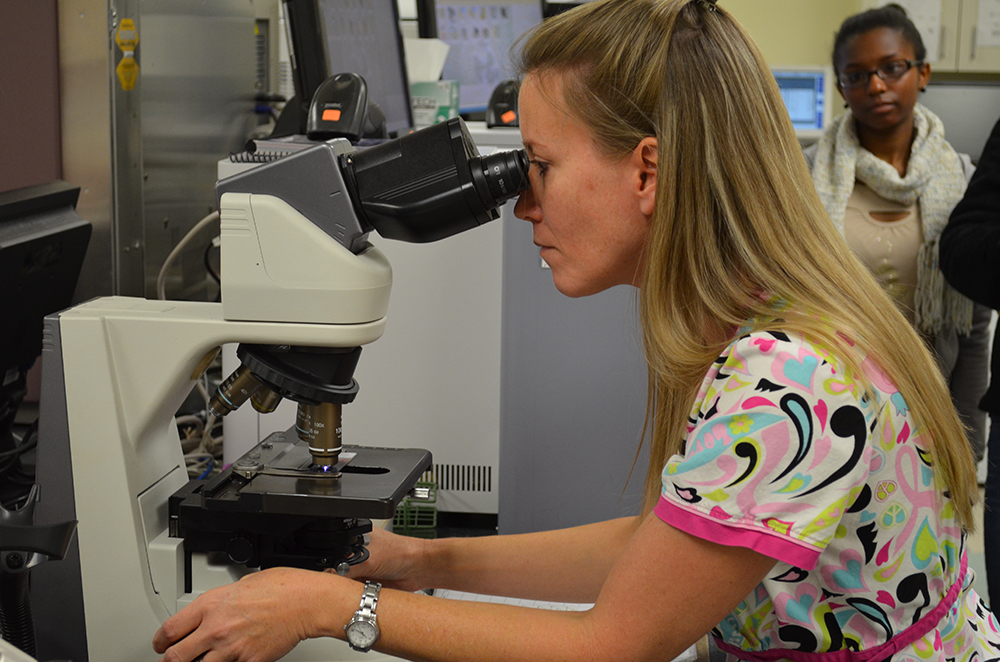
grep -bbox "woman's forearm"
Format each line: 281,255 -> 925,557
417,516 -> 640,604
315,514 -> 775,662
338,588 -> 605,662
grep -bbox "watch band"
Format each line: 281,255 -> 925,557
356,581 -> 381,619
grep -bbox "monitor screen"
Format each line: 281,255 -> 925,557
428,0 -> 544,114
772,68 -> 830,140
0,181 -> 91,379
283,0 -> 413,136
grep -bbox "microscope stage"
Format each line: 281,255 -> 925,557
177,430 -> 432,521
244,436 -> 431,519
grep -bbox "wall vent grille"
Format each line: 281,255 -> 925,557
422,464 -> 493,493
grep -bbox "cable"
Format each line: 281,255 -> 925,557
203,237 -> 221,284
0,421 -> 37,462
196,460 -> 214,480
178,354 -> 225,478
0,422 -> 37,510
175,415 -> 205,442
156,211 -> 220,300
201,413 -> 220,454
195,379 -> 210,407
182,413 -> 222,478
0,438 -> 35,460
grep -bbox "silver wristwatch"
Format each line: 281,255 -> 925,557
344,581 -> 382,652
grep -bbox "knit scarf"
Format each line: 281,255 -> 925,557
810,103 -> 973,335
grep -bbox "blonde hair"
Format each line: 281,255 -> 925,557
517,0 -> 978,530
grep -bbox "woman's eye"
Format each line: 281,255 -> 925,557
845,72 -> 865,86
884,60 -> 906,76
529,160 -> 549,177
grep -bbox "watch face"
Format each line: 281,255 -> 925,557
347,619 -> 379,649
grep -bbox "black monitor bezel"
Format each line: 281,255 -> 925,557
0,181 -> 80,225
415,0 -> 437,37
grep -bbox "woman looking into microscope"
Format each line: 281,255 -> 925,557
154,1 -> 1000,660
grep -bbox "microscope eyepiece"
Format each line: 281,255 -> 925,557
343,118 -> 530,243
471,148 -> 530,210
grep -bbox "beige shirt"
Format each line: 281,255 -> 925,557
843,181 -> 922,323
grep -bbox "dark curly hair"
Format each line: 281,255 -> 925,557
832,3 -> 926,75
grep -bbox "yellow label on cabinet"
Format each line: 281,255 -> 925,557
115,18 -> 138,51
114,18 -> 139,90
116,57 -> 139,90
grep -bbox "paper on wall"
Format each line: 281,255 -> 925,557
894,0 -> 943,63
978,0 -> 1000,49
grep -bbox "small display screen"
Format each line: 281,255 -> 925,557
773,69 -> 827,132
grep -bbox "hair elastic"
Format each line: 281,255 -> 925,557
693,0 -> 719,11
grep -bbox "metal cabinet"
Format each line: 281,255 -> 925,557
956,0 -> 1000,72
58,0 -> 266,304
864,0 -> 1000,72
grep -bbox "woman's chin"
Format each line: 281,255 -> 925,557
551,273 -> 609,299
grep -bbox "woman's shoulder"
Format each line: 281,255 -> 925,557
697,322 -> 917,425
723,328 -> 830,361
714,329 -> 853,395
801,142 -> 818,170
718,327 -> 904,413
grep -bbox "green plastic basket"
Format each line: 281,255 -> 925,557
393,481 -> 438,537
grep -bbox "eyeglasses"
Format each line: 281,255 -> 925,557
837,59 -> 924,90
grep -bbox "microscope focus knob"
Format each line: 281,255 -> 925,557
226,535 -> 256,566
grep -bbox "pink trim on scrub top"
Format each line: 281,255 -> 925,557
654,495 -> 821,570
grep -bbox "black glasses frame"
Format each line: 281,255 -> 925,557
837,59 -> 924,90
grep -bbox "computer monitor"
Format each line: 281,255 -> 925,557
282,0 -> 413,136
417,0 -> 544,115
771,67 -> 833,142
0,181 -> 91,382
0,181 -> 90,492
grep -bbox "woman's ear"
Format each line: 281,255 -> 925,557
917,61 -> 931,91
635,136 -> 658,217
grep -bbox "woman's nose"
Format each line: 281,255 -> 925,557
514,187 -> 540,222
867,72 -> 889,94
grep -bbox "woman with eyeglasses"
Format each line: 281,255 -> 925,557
805,4 -> 991,473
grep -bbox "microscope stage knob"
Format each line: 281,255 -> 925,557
226,535 -> 256,566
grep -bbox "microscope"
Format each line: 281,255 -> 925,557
28,118 -> 528,662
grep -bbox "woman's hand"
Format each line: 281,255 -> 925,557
342,527 -> 430,592
153,567 -> 330,662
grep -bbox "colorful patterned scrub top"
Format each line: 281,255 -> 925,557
653,330 -> 1000,662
